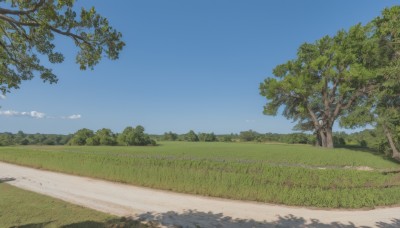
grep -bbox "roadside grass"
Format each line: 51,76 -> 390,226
0,142 -> 399,208
0,181 -> 147,228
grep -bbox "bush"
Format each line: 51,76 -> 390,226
333,136 -> 346,147
360,140 -> 368,147
239,130 -> 258,142
86,136 -> 100,146
118,125 -> 155,146
219,135 -> 233,142
184,130 -> 199,142
198,132 -> 217,142
0,134 -> 14,146
68,128 -> 94,145
284,133 -> 309,144
163,131 -> 178,141
95,128 -> 117,146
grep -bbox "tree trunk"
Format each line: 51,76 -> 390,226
319,131 -> 327,147
317,128 -> 334,148
315,131 -> 322,147
382,124 -> 400,160
326,128 -> 334,148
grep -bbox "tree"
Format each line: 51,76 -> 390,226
118,125 -> 155,146
163,131 -> 178,141
340,6 -> 400,159
0,133 -> 14,146
198,132 -> 217,142
260,23 -> 379,148
69,128 -> 94,145
0,0 -> 124,95
283,133 -> 310,144
85,136 -> 100,146
184,130 -> 199,142
372,6 -> 400,159
95,128 -> 116,145
239,130 -> 258,142
219,134 -> 233,142
14,130 -> 26,144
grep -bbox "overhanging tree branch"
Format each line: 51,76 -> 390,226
0,1 -> 125,94
0,0 -> 45,15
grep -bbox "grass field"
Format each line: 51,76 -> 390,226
0,181 -> 147,228
0,141 -> 400,208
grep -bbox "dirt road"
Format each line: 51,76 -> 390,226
0,162 -> 399,227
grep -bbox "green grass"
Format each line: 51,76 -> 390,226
0,142 -> 400,208
0,182 -> 147,228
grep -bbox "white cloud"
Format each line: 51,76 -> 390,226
245,119 -> 256,123
0,110 -> 46,119
0,110 -> 81,120
0,95 -> 5,100
66,114 -> 81,120
21,111 -> 46,119
0,110 -> 19,117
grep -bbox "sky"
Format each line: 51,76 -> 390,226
0,0 -> 399,135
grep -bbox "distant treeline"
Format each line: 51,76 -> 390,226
0,125 -> 155,146
0,131 -> 72,146
157,130 -> 348,146
0,128 -> 381,150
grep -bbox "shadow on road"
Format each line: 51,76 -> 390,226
14,211 -> 399,228
0,177 -> 15,183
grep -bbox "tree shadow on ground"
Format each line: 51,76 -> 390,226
337,145 -> 400,165
136,211 -> 400,228
337,145 -> 378,154
13,218 -> 150,228
0,177 -> 15,183
60,217 -> 151,228
376,219 -> 400,228
10,221 -> 54,228
10,211 -> 400,228
134,211 -> 370,228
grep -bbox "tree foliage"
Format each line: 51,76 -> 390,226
198,132 -> 217,142
68,128 -> 93,145
95,128 -> 116,145
239,130 -> 258,142
163,131 -> 178,141
340,6 -> 400,159
260,11 -> 386,148
118,125 -> 156,146
184,130 -> 199,142
0,0 -> 124,94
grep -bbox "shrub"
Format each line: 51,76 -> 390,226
163,131 -> 178,141
68,128 -> 94,145
118,125 -> 155,146
239,130 -> 258,142
184,130 -> 199,142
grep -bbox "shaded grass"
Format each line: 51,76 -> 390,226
0,183 -> 148,228
0,142 -> 400,208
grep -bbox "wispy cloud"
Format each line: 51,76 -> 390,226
245,119 -> 256,123
0,110 -> 81,120
22,111 -> 46,119
0,95 -> 6,100
63,114 -> 82,120
0,110 -> 47,119
0,110 -> 19,117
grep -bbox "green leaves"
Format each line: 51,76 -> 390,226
0,0 -> 125,94
118,125 -> 155,146
259,9 -> 391,148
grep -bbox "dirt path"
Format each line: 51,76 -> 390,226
0,162 -> 399,227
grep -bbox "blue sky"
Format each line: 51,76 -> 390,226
0,0 -> 398,135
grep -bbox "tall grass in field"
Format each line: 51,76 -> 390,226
0,142 -> 399,208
